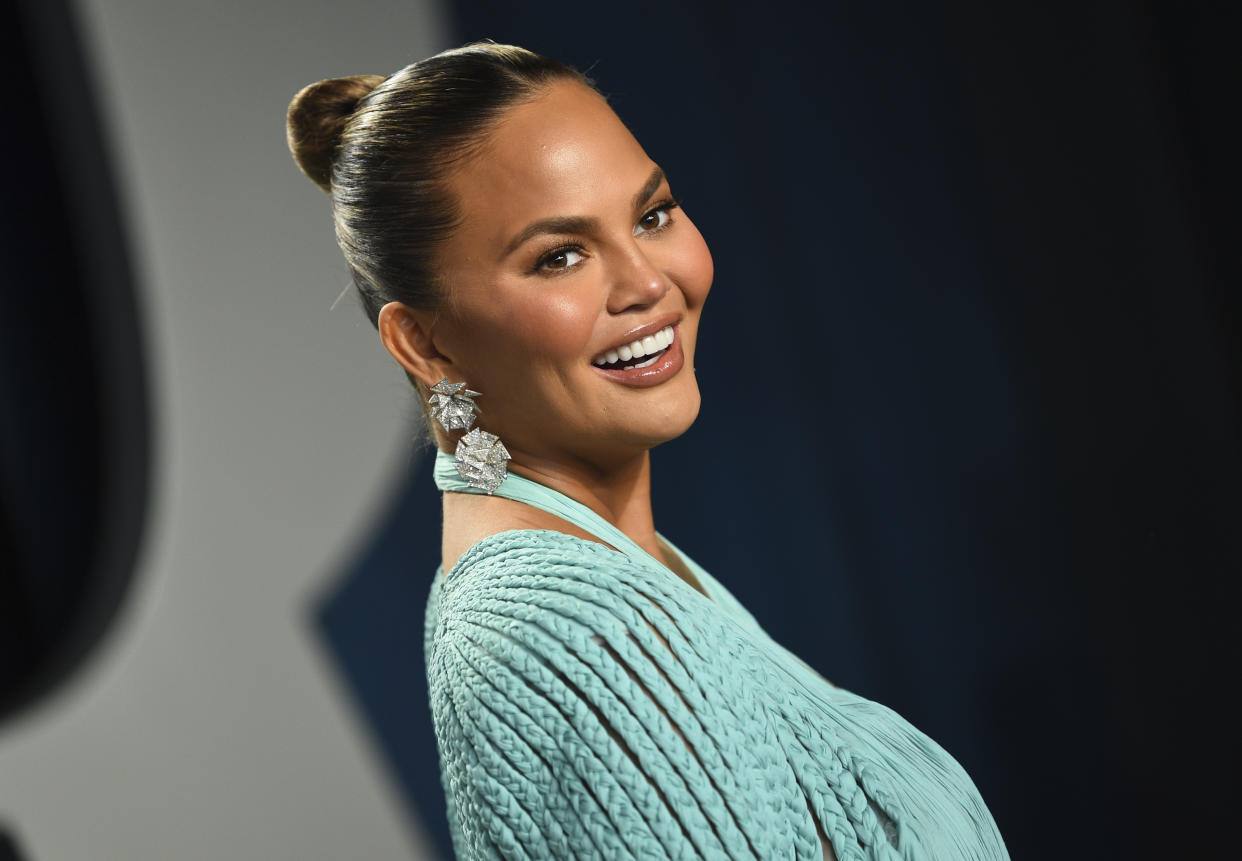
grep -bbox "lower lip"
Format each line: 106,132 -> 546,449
591,326 -> 685,388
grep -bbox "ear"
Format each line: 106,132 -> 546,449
377,301 -> 456,386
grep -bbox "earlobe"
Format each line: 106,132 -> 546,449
377,301 -> 452,385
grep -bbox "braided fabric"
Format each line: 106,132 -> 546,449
426,454 -> 1009,860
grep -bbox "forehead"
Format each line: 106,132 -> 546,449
447,81 -> 657,241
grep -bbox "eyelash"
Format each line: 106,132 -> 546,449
636,197 -> 681,235
531,197 -> 682,276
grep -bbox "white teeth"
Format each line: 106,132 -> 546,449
592,325 -> 676,367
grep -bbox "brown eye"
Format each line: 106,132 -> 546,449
634,206 -> 672,236
536,247 -> 584,273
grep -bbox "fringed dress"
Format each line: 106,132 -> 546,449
425,451 -> 1008,860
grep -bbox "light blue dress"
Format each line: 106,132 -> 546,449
425,451 -> 1008,859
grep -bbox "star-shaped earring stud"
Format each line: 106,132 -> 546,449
427,379 -> 482,432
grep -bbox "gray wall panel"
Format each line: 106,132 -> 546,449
0,2 -> 451,858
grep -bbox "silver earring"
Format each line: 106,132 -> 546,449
427,379 -> 481,432
427,378 -> 510,494
455,427 -> 511,495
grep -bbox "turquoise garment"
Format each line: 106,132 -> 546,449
425,451 -> 1008,860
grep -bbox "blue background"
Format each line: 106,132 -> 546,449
315,4 -> 1240,857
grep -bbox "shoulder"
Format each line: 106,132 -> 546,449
431,528 -> 756,671
427,529 -> 751,715
432,528 -> 679,648
450,527 -> 622,578
426,529 -> 770,859
440,490 -> 617,577
427,529 -> 755,762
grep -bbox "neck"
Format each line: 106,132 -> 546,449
506,447 -> 658,553
442,442 -> 662,559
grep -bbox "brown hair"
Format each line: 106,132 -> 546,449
286,42 -> 596,326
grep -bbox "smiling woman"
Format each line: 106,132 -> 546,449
287,42 -> 1009,860
379,79 -> 711,488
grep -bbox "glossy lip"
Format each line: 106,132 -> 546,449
589,312 -> 683,365
590,323 -> 684,388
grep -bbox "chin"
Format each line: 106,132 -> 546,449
636,390 -> 702,449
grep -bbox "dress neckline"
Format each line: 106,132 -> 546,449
433,450 -> 709,599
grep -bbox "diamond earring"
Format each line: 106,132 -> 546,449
454,428 -> 511,494
427,379 -> 481,432
426,378 -> 510,494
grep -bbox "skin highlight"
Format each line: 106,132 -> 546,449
377,80 -> 713,579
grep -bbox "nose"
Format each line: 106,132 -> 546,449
605,244 -> 670,314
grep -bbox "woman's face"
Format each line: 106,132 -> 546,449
414,80 -> 713,469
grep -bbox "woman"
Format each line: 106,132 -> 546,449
287,42 -> 1008,860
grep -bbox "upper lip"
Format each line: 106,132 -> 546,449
591,313 -> 682,363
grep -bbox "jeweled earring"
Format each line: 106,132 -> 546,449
427,378 -> 510,494
454,427 -> 511,495
427,379 -> 481,432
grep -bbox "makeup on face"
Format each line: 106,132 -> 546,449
430,80 -> 712,457
588,304 -> 686,387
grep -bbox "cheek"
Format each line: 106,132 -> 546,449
674,225 -> 714,307
479,290 -> 599,364
546,293 -> 603,348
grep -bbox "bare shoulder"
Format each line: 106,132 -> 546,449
440,491 -> 616,576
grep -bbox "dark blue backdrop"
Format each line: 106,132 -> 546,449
317,4 -> 1239,859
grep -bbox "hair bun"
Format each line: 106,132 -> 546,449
286,75 -> 385,193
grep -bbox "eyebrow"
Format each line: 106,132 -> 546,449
631,166 -> 666,213
502,166 -> 667,258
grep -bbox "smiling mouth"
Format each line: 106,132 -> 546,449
590,325 -> 675,370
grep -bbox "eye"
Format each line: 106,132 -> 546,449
535,246 -> 585,273
634,200 -> 678,236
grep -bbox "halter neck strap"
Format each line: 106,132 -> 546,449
433,450 -> 657,565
